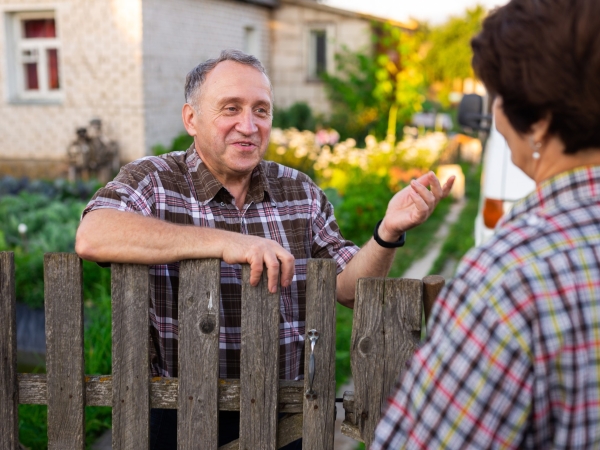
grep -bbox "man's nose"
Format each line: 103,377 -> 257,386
236,109 -> 259,135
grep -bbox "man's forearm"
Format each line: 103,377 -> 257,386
75,209 -> 226,264
336,237 -> 397,308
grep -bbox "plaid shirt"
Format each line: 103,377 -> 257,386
83,146 -> 359,380
373,166 -> 600,449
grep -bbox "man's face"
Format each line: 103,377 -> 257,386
184,60 -> 273,183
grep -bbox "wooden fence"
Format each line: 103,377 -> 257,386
0,252 -> 444,449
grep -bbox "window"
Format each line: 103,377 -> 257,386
243,26 -> 259,57
7,11 -> 62,102
308,29 -> 327,80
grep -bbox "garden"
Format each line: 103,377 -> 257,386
3,6 -> 486,448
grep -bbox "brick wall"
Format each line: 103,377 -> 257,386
0,0 -> 145,168
142,0 -> 272,151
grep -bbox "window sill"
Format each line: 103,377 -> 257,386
8,97 -> 64,106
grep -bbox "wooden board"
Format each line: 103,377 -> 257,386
302,259 -> 337,449
111,263 -> 150,450
18,374 -> 305,412
178,259 -> 221,449
239,265 -> 280,450
350,277 -> 422,448
0,252 -> 18,450
44,253 -> 85,449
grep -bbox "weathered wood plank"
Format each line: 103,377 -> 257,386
178,259 -> 221,450
44,253 -> 85,449
382,279 -> 422,404
218,414 -> 303,450
347,278 -> 423,447
423,275 -> 445,326
0,252 -> 18,450
350,277 -> 385,449
303,259 -> 337,450
18,374 -> 305,412
111,264 -> 150,450
240,265 -> 280,450
340,421 -> 362,443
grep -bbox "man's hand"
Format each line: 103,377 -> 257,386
76,209 -> 294,295
222,234 -> 295,294
377,171 -> 455,242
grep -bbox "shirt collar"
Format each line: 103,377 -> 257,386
184,145 -> 272,206
504,165 -> 600,224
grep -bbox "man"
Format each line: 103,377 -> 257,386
76,49 -> 453,447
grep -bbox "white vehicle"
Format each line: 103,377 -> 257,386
475,124 -> 536,246
457,94 -> 536,246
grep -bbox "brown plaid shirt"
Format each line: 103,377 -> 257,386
83,146 -> 359,380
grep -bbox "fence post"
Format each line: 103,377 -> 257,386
302,259 -> 337,450
111,264 -> 150,450
178,259 -> 221,449
239,265 -> 280,450
0,252 -> 18,450
351,278 -> 422,448
44,253 -> 86,449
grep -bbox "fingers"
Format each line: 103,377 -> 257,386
442,176 -> 456,197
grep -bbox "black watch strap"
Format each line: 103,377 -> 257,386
373,219 -> 406,248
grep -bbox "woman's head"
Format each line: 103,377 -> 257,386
471,0 -> 600,154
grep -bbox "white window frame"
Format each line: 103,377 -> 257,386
305,24 -> 335,81
243,25 -> 259,58
6,10 -> 63,103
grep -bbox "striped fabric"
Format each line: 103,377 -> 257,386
372,166 -> 600,449
83,146 -> 359,380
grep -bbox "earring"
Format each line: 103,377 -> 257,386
529,136 -> 542,160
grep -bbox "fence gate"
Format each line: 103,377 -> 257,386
0,251 -> 444,449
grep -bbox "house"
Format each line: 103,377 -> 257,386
0,0 -> 413,178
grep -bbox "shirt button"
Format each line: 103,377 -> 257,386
220,202 -> 225,207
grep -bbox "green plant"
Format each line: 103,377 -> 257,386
273,102 -> 316,131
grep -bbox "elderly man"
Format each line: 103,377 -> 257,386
76,49 -> 453,448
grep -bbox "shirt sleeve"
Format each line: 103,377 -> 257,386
371,275 -> 533,449
309,184 -> 360,274
82,160 -> 158,219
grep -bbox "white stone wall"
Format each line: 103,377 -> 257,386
270,3 -> 372,116
142,0 -> 271,151
0,0 -> 145,164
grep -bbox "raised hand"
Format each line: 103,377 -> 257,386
378,171 -> 455,242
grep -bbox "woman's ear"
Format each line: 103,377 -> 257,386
530,113 -> 552,143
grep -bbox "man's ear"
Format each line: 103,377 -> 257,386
182,103 -> 197,137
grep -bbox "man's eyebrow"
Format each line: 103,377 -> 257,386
217,96 -> 271,107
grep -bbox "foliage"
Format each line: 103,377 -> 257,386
0,177 -> 113,448
422,6 -> 486,106
322,23 -> 427,143
152,132 -> 194,156
272,102 -> 317,131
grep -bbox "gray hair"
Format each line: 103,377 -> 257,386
184,49 -> 271,109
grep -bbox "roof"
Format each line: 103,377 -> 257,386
280,0 -> 418,30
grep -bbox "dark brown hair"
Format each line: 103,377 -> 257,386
471,0 -> 600,154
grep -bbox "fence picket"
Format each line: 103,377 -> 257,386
0,252 -> 18,450
302,259 -> 337,450
351,277 -> 422,448
44,253 -> 85,449
111,264 -> 150,450
178,259 -> 221,449
239,265 -> 280,450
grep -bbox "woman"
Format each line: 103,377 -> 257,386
372,0 -> 600,448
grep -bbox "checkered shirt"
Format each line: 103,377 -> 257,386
83,146 -> 359,380
372,166 -> 600,449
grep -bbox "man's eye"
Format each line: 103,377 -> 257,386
225,106 -> 237,112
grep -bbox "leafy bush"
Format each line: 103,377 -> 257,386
272,102 -> 317,131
